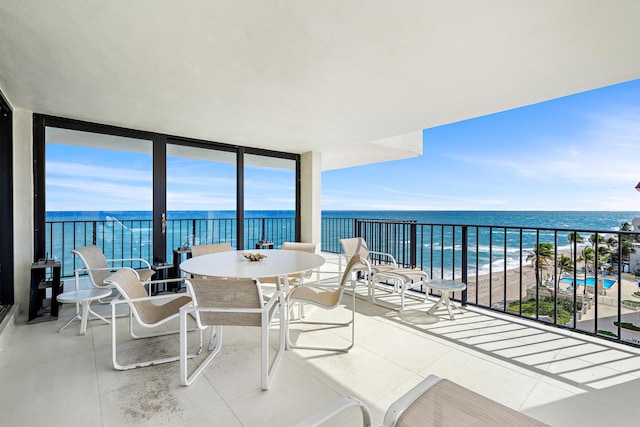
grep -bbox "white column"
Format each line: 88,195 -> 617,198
13,109 -> 34,314
300,152 -> 321,247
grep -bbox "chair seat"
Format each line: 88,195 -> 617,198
140,295 -> 192,325
392,377 -> 548,427
289,286 -> 340,307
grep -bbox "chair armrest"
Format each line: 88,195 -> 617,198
106,257 -> 152,269
292,396 -> 372,427
368,251 -> 398,267
110,292 -> 190,305
148,277 -> 185,285
383,375 -> 442,426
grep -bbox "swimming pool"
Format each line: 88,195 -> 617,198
559,277 -> 616,289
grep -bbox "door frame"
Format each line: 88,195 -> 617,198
0,90 -> 14,306
33,114 -> 301,264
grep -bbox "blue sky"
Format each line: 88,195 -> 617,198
323,79 -> 640,211
47,79 -> 640,212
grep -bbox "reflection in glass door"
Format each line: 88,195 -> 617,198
166,144 -> 236,260
45,128 -> 153,276
244,154 -> 297,249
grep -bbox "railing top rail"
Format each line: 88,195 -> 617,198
327,217 -> 634,236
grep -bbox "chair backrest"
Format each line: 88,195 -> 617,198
282,242 -> 318,281
340,237 -> 370,261
104,268 -> 179,325
72,245 -> 111,287
191,242 -> 232,258
187,278 -> 265,327
281,241 -> 317,253
306,255 -> 361,309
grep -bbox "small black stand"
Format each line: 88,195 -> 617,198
255,240 -> 274,250
151,262 -> 174,295
29,260 -> 62,323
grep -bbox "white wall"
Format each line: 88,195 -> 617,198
12,109 -> 33,315
300,151 -> 321,248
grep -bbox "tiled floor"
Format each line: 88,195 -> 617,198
2,255 -> 640,426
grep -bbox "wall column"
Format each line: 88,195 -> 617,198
13,109 -> 34,315
300,151 -> 321,247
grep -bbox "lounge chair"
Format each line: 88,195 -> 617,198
72,244 -> 154,298
104,268 -> 198,370
294,374 -> 549,426
339,237 -> 398,299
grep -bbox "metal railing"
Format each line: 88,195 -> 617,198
46,217 -> 297,278
47,215 -> 640,346
320,217 -> 640,347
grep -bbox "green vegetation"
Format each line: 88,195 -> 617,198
598,330 -> 618,337
613,321 -> 640,332
507,297 -> 574,324
526,243 -> 554,288
633,291 -> 640,298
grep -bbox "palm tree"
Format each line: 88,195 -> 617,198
567,232 -> 583,262
577,247 -> 596,295
620,221 -> 633,231
621,239 -> 636,263
527,242 -> 554,288
557,254 -> 573,280
589,233 -> 606,248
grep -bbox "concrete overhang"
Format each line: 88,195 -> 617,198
1,1 -> 640,170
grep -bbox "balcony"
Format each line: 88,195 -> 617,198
45,216 -> 640,347
3,215 -> 640,425
1,250 -> 640,426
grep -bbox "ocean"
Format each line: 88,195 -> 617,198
47,209 -> 640,230
46,210 -> 640,278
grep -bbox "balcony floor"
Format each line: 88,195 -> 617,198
2,253 -> 640,426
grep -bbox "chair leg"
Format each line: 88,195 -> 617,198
286,292 -> 355,352
262,301 -> 285,390
112,304 -> 202,371
181,319 -> 221,386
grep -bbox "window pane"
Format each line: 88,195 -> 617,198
166,144 -> 236,256
244,154 -> 296,248
45,128 -> 153,276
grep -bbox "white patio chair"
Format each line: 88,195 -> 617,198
293,374 -> 550,427
104,268 -> 201,371
286,254 -> 362,352
189,242 -> 232,280
339,237 -> 398,299
179,277 -> 285,389
72,244 -> 154,297
260,241 -> 319,289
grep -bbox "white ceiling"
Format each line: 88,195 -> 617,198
2,1 -> 640,170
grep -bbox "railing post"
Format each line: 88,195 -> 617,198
191,219 -> 196,245
461,225 -> 468,306
92,220 -> 97,245
410,222 -> 417,268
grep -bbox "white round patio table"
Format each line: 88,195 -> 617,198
179,249 -> 325,288
426,279 -> 466,320
57,288 -> 112,335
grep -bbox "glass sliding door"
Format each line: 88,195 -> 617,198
165,144 -> 237,259
34,115 -> 301,277
243,153 -> 297,249
45,127 -> 153,276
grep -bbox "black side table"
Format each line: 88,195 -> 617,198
172,247 -> 192,291
29,260 -> 62,323
151,262 -> 174,295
